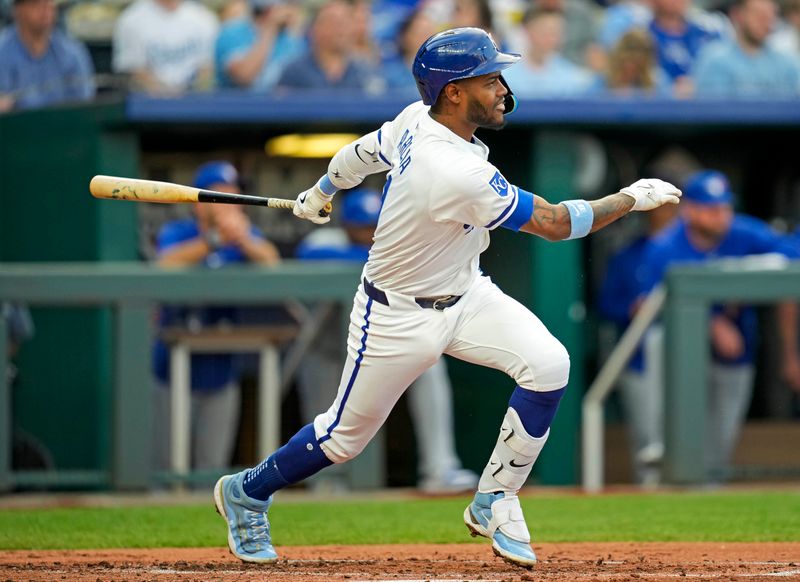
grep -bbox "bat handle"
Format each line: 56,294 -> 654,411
269,199 -> 332,218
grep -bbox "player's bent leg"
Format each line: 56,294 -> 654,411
464,405 -> 552,567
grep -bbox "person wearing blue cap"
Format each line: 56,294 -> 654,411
638,169 -> 799,483
295,188 -> 479,494
151,161 -> 281,474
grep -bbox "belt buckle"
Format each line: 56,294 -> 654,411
432,295 -> 454,311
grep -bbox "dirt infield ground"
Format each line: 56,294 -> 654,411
2,543 -> 799,581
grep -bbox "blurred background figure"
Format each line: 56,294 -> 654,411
637,169 -> 800,483
295,188 -> 479,494
594,28 -> 671,95
596,0 -> 653,52
525,0 -> 600,66
0,0 -> 95,111
277,0 -> 384,93
502,6 -> 596,98
598,201 -> 679,486
352,0 -> 381,63
112,0 -> 218,94
215,0 -> 305,91
769,0 -> 800,56
151,161 -> 281,474
647,0 -> 723,97
382,6 -> 438,92
694,0 -> 800,97
780,227 -> 800,398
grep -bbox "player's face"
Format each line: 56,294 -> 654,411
684,201 -> 733,243
462,73 -> 508,129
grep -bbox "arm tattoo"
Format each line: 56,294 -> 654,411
589,193 -> 634,232
531,200 -> 571,240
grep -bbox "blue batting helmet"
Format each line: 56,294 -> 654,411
342,188 -> 382,226
194,161 -> 239,190
683,170 -> 734,205
412,27 -> 521,113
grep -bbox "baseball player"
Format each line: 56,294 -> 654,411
296,188 -> 479,494
214,27 -> 681,567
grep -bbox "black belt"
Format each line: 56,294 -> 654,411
362,278 -> 462,311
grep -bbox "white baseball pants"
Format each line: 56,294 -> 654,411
313,274 -> 570,464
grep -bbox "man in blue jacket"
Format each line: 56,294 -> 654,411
638,169 -> 798,482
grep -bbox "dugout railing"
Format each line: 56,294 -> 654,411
582,257 -> 800,492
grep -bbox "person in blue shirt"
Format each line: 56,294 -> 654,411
0,0 -> 94,111
276,0 -> 384,93
502,7 -> 596,98
295,188 -> 479,494
152,161 -> 281,472
381,7 -> 437,95
648,0 -> 723,96
638,169 -> 799,482
215,0 -> 305,91
598,200 -> 679,486
693,0 -> 800,98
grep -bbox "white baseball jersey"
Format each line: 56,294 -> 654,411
313,102 -> 569,465
329,101 -> 531,297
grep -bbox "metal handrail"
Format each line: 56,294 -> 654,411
581,285 -> 666,493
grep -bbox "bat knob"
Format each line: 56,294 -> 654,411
319,202 -> 333,218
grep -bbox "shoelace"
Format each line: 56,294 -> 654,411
244,511 -> 270,550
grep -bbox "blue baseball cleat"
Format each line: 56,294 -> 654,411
214,472 -> 278,563
464,491 -> 537,568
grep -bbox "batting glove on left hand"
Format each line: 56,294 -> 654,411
620,178 -> 682,211
293,184 -> 333,225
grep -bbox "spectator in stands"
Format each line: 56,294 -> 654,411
593,28 -> 672,95
295,188 -> 479,494
694,0 -> 800,97
0,0 -> 94,111
215,0 -> 304,90
152,161 -> 281,473
637,169 -> 800,483
648,0 -> 723,97
769,0 -> 800,56
598,201 -> 679,486
112,0 -> 218,94
451,0 -> 503,43
597,0 -> 653,51
382,7 -> 438,93
276,0 -> 384,93
352,0 -> 381,64
527,0 -> 600,66
502,6 -> 596,98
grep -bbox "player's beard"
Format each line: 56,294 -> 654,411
467,96 -> 507,130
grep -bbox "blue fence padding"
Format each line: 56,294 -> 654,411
126,91 -> 800,126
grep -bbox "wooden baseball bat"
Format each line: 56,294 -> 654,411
89,175 -> 332,216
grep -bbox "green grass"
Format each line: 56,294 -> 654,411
0,490 -> 798,550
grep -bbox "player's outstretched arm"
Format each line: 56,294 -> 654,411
520,179 -> 681,242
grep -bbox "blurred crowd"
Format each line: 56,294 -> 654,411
2,0 -> 800,111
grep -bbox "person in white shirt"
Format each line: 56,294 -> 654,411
113,0 -> 219,94
213,27 -> 681,569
